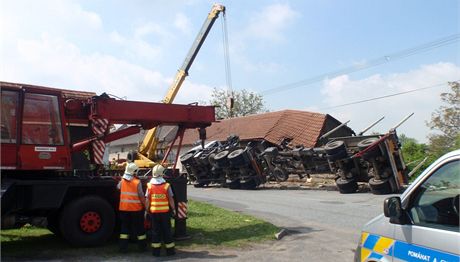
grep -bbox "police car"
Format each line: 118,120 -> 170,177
355,149 -> 460,262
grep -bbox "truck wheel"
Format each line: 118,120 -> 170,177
273,167 -> 289,182
335,177 -> 358,194
214,150 -> 230,168
357,138 -> 381,159
228,149 -> 249,167
59,195 -> 115,247
227,179 -> 241,189
208,153 -> 217,166
180,152 -> 195,165
368,178 -> 393,195
324,140 -> 346,155
326,150 -> 348,162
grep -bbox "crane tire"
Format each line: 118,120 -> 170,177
59,195 -> 115,247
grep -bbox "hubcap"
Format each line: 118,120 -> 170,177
80,211 -> 101,233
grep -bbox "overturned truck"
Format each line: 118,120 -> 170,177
181,135 -> 330,190
181,114 -> 410,194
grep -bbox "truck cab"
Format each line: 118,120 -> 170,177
355,149 -> 460,261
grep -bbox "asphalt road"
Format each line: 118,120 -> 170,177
186,186 -> 396,262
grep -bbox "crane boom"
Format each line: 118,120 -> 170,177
137,3 -> 226,167
163,3 -> 225,104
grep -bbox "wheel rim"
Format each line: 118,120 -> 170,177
80,211 -> 101,233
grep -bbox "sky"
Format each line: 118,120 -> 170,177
1,0 -> 459,143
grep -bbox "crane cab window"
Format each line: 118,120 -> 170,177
22,93 -> 64,145
1,90 -> 19,143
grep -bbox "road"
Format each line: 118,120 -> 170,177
186,186 -> 396,261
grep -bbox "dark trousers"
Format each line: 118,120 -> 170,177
150,212 -> 175,256
119,210 -> 146,251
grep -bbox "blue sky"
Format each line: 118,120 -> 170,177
1,0 -> 459,142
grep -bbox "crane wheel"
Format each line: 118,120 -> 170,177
59,195 -> 115,247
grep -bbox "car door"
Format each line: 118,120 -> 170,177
392,156 -> 459,261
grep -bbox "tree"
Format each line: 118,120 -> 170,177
427,81 -> 460,156
209,88 -> 268,119
399,134 -> 432,178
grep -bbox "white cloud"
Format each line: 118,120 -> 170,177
0,0 -> 102,39
174,13 -> 192,34
246,3 -> 300,42
319,63 -> 460,142
0,0 -> 213,104
1,33 -> 214,104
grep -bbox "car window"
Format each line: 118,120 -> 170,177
409,159 -> 459,232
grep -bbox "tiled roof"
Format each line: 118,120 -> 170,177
181,110 -> 331,147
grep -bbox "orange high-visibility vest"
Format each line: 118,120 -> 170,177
119,178 -> 143,211
147,183 -> 170,213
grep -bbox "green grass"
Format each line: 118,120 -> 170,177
1,200 -> 278,259
184,200 -> 279,247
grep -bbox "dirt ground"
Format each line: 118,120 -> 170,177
259,173 -> 371,193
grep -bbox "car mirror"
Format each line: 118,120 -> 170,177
384,196 -> 402,218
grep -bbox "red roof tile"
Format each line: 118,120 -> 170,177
181,110 -> 329,147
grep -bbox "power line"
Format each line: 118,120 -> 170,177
261,33 -> 460,95
319,81 -> 457,110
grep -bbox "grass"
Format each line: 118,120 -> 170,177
1,200 -> 278,259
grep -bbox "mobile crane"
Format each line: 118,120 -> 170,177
0,81 -> 215,246
136,3 -> 226,168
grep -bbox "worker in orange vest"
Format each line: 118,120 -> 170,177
117,162 -> 147,252
145,165 -> 176,256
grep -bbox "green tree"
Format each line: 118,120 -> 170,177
427,81 -> 460,156
209,88 -> 268,119
399,134 -> 431,178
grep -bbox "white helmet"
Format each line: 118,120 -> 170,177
125,162 -> 139,175
152,165 -> 165,178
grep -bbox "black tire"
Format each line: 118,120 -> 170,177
193,182 -> 207,188
208,153 -> 217,166
368,178 -> 393,195
357,138 -> 381,159
324,140 -> 346,155
241,179 -> 257,190
335,177 -> 358,194
214,150 -> 230,168
273,167 -> 289,182
326,150 -> 348,162
180,152 -> 195,165
228,149 -> 249,167
59,196 -> 115,247
227,179 -> 241,189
